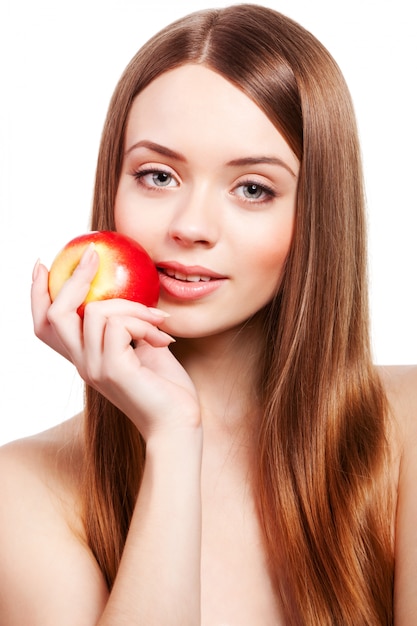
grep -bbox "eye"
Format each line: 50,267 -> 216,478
233,180 -> 276,203
133,168 -> 179,189
242,183 -> 265,199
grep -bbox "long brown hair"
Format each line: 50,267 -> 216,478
84,5 -> 394,623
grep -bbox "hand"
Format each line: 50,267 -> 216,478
31,247 -> 201,439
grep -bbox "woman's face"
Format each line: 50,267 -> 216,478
115,64 -> 299,338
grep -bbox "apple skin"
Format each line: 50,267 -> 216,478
48,231 -> 160,317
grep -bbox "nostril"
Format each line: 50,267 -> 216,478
170,233 -> 213,248
168,210 -> 218,248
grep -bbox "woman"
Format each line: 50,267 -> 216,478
0,4 -> 415,625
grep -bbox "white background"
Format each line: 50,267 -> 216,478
1,0 -> 416,446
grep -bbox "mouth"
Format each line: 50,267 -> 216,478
157,267 -> 213,283
156,261 -> 226,300
156,261 -> 225,282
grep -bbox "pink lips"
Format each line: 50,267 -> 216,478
156,261 -> 226,300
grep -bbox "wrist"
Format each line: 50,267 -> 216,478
145,422 -> 203,458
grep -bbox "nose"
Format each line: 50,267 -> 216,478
168,184 -> 219,248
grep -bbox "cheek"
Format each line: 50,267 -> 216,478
243,217 -> 294,287
114,198 -> 159,254
114,188 -> 139,232
249,245 -> 289,296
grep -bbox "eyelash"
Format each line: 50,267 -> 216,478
132,167 -> 178,190
132,168 -> 277,204
233,179 -> 277,204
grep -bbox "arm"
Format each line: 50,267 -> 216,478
99,428 -> 202,625
0,428 -> 202,626
1,248 -> 204,625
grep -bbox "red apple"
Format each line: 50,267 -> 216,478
48,231 -> 160,317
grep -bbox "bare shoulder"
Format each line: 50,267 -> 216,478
0,414 -> 82,479
0,415 -> 108,625
0,415 -> 85,536
378,365 -> 417,624
378,364 -> 417,444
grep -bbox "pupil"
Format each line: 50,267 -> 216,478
154,172 -> 170,185
246,184 -> 261,198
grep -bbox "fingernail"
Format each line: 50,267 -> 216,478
32,259 -> 41,281
148,307 -> 170,318
165,334 -> 176,344
79,243 -> 96,268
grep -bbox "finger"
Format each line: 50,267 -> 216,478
49,243 -> 99,315
81,298 -> 171,362
31,260 -> 71,359
45,245 -> 100,360
79,298 -> 173,363
31,260 -> 52,338
80,312 -> 173,384
103,316 -> 175,355
83,298 -> 170,324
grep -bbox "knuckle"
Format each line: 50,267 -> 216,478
81,302 -> 94,322
83,363 -> 102,387
45,301 -> 60,325
84,357 -> 115,388
107,317 -> 130,339
104,315 -> 120,330
83,299 -> 104,318
100,364 -> 115,386
32,318 -> 45,339
104,315 -> 130,339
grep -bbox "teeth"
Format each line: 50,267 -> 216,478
164,269 -> 212,282
174,271 -> 187,281
186,275 -> 202,282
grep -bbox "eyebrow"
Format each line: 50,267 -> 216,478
226,156 -> 297,177
125,140 -> 186,162
125,140 -> 297,177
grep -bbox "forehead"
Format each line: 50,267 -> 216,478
124,64 -> 299,172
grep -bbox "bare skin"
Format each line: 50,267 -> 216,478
0,322 -> 285,624
1,364 -> 416,625
1,65 -> 415,624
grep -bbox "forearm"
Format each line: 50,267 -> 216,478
98,426 -> 203,625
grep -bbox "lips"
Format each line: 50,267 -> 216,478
156,261 -> 226,300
